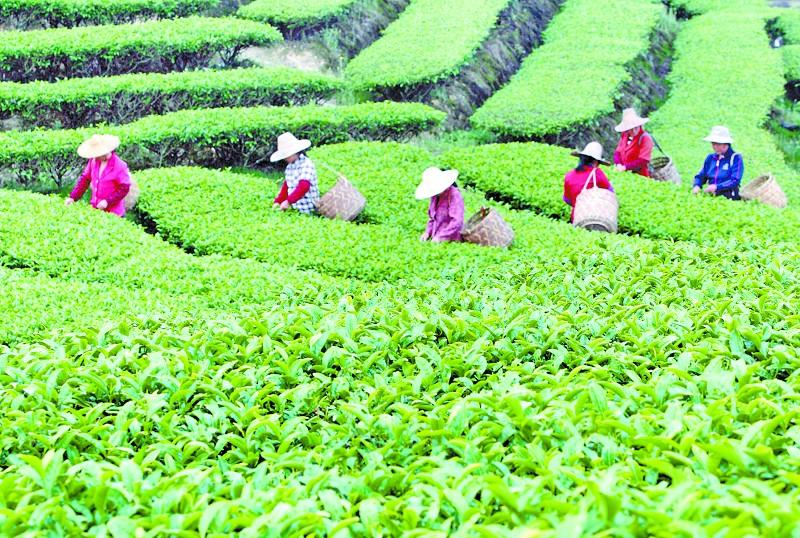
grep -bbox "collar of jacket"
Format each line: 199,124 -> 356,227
715,147 -> 735,160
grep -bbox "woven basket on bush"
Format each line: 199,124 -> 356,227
123,177 -> 140,211
741,174 -> 787,208
650,156 -> 681,184
573,169 -> 618,233
462,206 -> 514,247
316,176 -> 366,221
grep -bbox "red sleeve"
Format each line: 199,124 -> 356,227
287,180 -> 310,204
70,161 -> 92,201
104,164 -> 132,206
613,151 -> 622,165
274,181 -> 288,204
626,158 -> 649,173
563,174 -> 574,206
639,134 -> 654,161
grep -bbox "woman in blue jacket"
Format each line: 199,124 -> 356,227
692,125 -> 744,200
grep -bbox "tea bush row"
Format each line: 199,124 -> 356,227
0,0 -> 216,29
470,0 -> 661,139
0,102 -> 445,187
1,228 -> 800,533
237,0 -> 359,31
344,0 -> 513,91
0,189 -> 353,324
0,67 -> 343,130
0,17 -> 282,83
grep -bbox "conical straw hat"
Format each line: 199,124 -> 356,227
77,134 -> 120,159
570,141 -> 610,166
703,125 -> 733,144
415,167 -> 459,199
615,108 -> 650,132
270,132 -> 312,162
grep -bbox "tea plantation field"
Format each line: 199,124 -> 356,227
1,0 -> 800,535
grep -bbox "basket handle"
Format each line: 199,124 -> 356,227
650,134 -> 668,157
581,168 -> 598,191
316,159 -> 347,181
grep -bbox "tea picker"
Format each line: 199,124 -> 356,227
613,108 -> 654,178
692,126 -> 744,200
271,132 -> 320,215
64,134 -> 135,218
564,142 -> 618,233
415,167 -> 465,243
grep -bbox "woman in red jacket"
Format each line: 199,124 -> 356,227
65,134 -> 131,217
563,142 -> 614,224
613,108 -> 653,177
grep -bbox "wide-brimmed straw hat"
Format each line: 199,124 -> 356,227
615,108 -> 650,132
415,167 -> 459,200
703,125 -> 733,144
270,132 -> 311,162
77,134 -> 120,159
571,142 -> 610,166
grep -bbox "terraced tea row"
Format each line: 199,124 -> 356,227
346,0 -> 514,90
238,0 -> 366,36
0,0 -> 216,29
0,189 -> 354,328
344,0 -> 562,121
470,0 -> 664,142
0,102 -> 444,187
0,17 -> 282,83
0,67 -> 342,130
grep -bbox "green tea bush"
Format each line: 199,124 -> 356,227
0,266 -> 195,344
344,0 -> 512,91
0,68 -> 343,129
0,189 -> 352,315
470,0 -> 662,139
1,232 -> 800,533
0,102 -> 445,187
0,0 -> 216,29
237,0 -> 359,33
785,45 -> 800,82
777,11 -> 800,82
240,0 -> 413,60
647,6 -> 795,199
134,165 -> 521,282
776,9 -> 800,43
665,0 -> 731,15
0,17 -> 282,83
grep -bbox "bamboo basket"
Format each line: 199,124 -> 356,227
573,170 -> 618,233
741,174 -> 787,208
316,176 -> 366,221
123,177 -> 139,211
462,207 -> 514,247
650,156 -> 681,184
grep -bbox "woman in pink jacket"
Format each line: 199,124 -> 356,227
415,167 -> 464,243
65,134 -> 131,217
